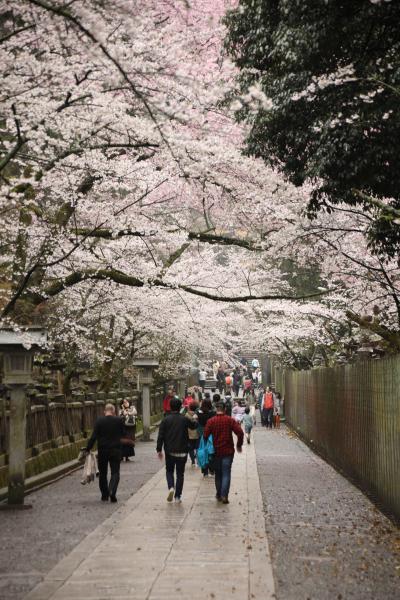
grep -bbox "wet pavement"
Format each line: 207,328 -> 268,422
0,439 -> 161,600
254,424 -> 400,600
1,423 -> 399,600
23,440 -> 274,600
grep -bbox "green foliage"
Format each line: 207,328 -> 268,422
225,0 -> 400,257
280,258 -> 325,297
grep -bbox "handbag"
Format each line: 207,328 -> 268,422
196,437 -> 208,469
205,434 -> 215,457
125,414 -> 136,426
196,434 -> 215,469
81,452 -> 98,485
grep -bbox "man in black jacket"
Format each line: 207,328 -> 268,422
86,403 -> 124,503
156,398 -> 197,503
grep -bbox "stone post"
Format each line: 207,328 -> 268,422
7,385 -> 29,506
142,384 -> 151,441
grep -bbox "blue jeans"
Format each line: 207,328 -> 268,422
214,454 -> 234,498
165,454 -> 187,498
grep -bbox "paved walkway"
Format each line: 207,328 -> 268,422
0,440 -> 162,600
255,425 -> 400,600
25,441 -> 275,600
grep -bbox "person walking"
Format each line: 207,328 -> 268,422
242,407 -> 253,444
243,376 -> 253,401
186,401 -> 200,466
204,401 -> 244,504
212,360 -> 220,379
232,400 -> 245,424
199,368 -> 207,393
156,398 -> 198,502
263,387 -> 274,429
119,398 -> 137,461
225,372 -> 233,395
85,403 -> 124,503
216,367 -> 225,394
163,386 -> 175,416
258,386 -> 265,426
274,392 -> 282,428
183,390 -> 194,411
233,368 -> 241,397
197,397 -> 216,476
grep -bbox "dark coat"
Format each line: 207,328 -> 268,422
86,415 -> 124,451
156,412 -> 197,454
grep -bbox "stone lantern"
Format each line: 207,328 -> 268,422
132,358 -> 159,441
0,327 -> 47,507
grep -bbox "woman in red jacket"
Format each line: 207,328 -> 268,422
163,387 -> 175,416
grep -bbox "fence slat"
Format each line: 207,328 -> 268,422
284,356 -> 400,521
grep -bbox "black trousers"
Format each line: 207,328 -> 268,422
97,447 -> 121,498
165,454 -> 187,498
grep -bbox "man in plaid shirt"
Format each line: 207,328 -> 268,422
204,401 -> 244,504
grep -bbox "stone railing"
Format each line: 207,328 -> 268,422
0,384 -> 167,460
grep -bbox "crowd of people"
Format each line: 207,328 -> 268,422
84,357 -> 283,505
157,392 -> 243,504
155,358 -> 284,504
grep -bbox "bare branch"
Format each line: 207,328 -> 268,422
352,189 -> 400,219
0,24 -> 35,44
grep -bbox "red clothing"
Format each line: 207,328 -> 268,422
264,392 -> 274,409
163,394 -> 174,413
204,414 -> 244,457
183,396 -> 192,409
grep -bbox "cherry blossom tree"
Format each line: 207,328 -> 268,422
1,0 -> 399,381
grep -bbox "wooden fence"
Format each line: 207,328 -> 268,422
271,357 -> 400,521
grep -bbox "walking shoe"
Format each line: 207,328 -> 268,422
110,496 -> 117,503
216,494 -> 222,502
221,497 -> 229,504
101,495 -> 109,502
174,497 -> 182,503
247,438 -> 250,444
167,488 -> 175,502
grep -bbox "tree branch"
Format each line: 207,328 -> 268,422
346,310 -> 400,350
27,0 -> 173,152
188,231 -> 261,250
0,24 -> 35,44
18,268 -> 335,309
352,189 -> 400,219
73,228 -> 154,239
74,227 -> 262,250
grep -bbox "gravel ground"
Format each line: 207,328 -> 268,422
0,438 -> 161,600
254,424 -> 400,600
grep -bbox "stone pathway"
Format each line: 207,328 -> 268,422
0,440 -> 161,600
25,441 -> 275,600
254,424 -> 400,600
